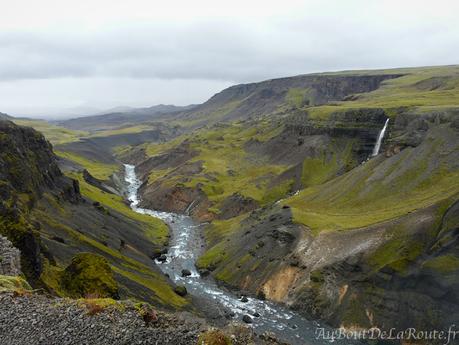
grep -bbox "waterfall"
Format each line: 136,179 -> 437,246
372,118 -> 390,157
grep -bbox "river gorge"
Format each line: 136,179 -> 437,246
124,164 -> 361,345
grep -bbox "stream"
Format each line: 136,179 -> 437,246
124,164 -> 360,345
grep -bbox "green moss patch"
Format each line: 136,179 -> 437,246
156,122 -> 291,210
56,151 -> 119,180
285,87 -> 316,108
0,275 -> 32,293
423,254 -> 459,273
368,233 -> 425,273
196,242 -> 229,271
61,253 -> 119,298
112,266 -> 187,308
11,119 -> 88,145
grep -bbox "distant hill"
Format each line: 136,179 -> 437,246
57,104 -> 196,131
174,65 -> 459,128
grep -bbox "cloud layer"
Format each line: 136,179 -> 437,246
1,0 -> 458,117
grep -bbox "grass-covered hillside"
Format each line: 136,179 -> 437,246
127,65 -> 459,335
303,65 -> 459,119
5,65 -> 459,337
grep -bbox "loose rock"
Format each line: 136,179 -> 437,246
242,315 -> 253,324
181,269 -> 192,277
174,285 -> 188,296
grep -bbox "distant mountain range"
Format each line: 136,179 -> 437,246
55,104 -> 196,131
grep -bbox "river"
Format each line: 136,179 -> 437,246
124,164 -> 360,345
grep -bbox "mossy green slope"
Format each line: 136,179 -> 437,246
71,172 -> 168,246
144,121 -> 294,215
286,124 -> 459,235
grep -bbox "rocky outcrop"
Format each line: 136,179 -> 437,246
0,236 -> 21,276
0,293 -> 205,345
196,205 -> 305,291
135,141 -> 217,221
0,119 -> 81,284
83,169 -> 117,194
136,141 -> 198,181
265,108 -> 388,164
0,120 -> 64,194
289,199 -> 459,335
218,193 -> 259,220
0,112 -> 12,120
243,108 -> 390,194
140,184 -> 213,222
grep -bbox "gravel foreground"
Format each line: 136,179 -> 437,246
0,293 -> 205,345
0,293 -> 284,345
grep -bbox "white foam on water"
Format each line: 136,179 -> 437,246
124,164 -> 361,345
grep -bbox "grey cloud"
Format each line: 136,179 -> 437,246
1,17 -> 457,84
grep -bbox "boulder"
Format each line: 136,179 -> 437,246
181,269 -> 192,277
198,268 -> 210,277
157,254 -> 167,262
174,285 -> 187,296
242,315 -> 253,324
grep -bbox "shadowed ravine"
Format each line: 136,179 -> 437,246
124,164 -> 360,345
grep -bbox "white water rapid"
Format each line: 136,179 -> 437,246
124,164 -> 361,345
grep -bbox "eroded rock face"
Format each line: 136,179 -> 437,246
0,120 -> 62,194
136,140 -> 198,181
218,193 -> 259,220
83,169 -> 117,195
291,200 -> 459,333
249,108 -> 388,166
0,236 -> 21,276
186,74 -> 403,123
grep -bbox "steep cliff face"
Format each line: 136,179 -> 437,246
0,120 -> 80,282
0,120 -> 77,196
292,198 -> 459,333
0,119 -> 187,310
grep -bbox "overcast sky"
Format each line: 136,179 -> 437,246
1,0 -> 458,118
